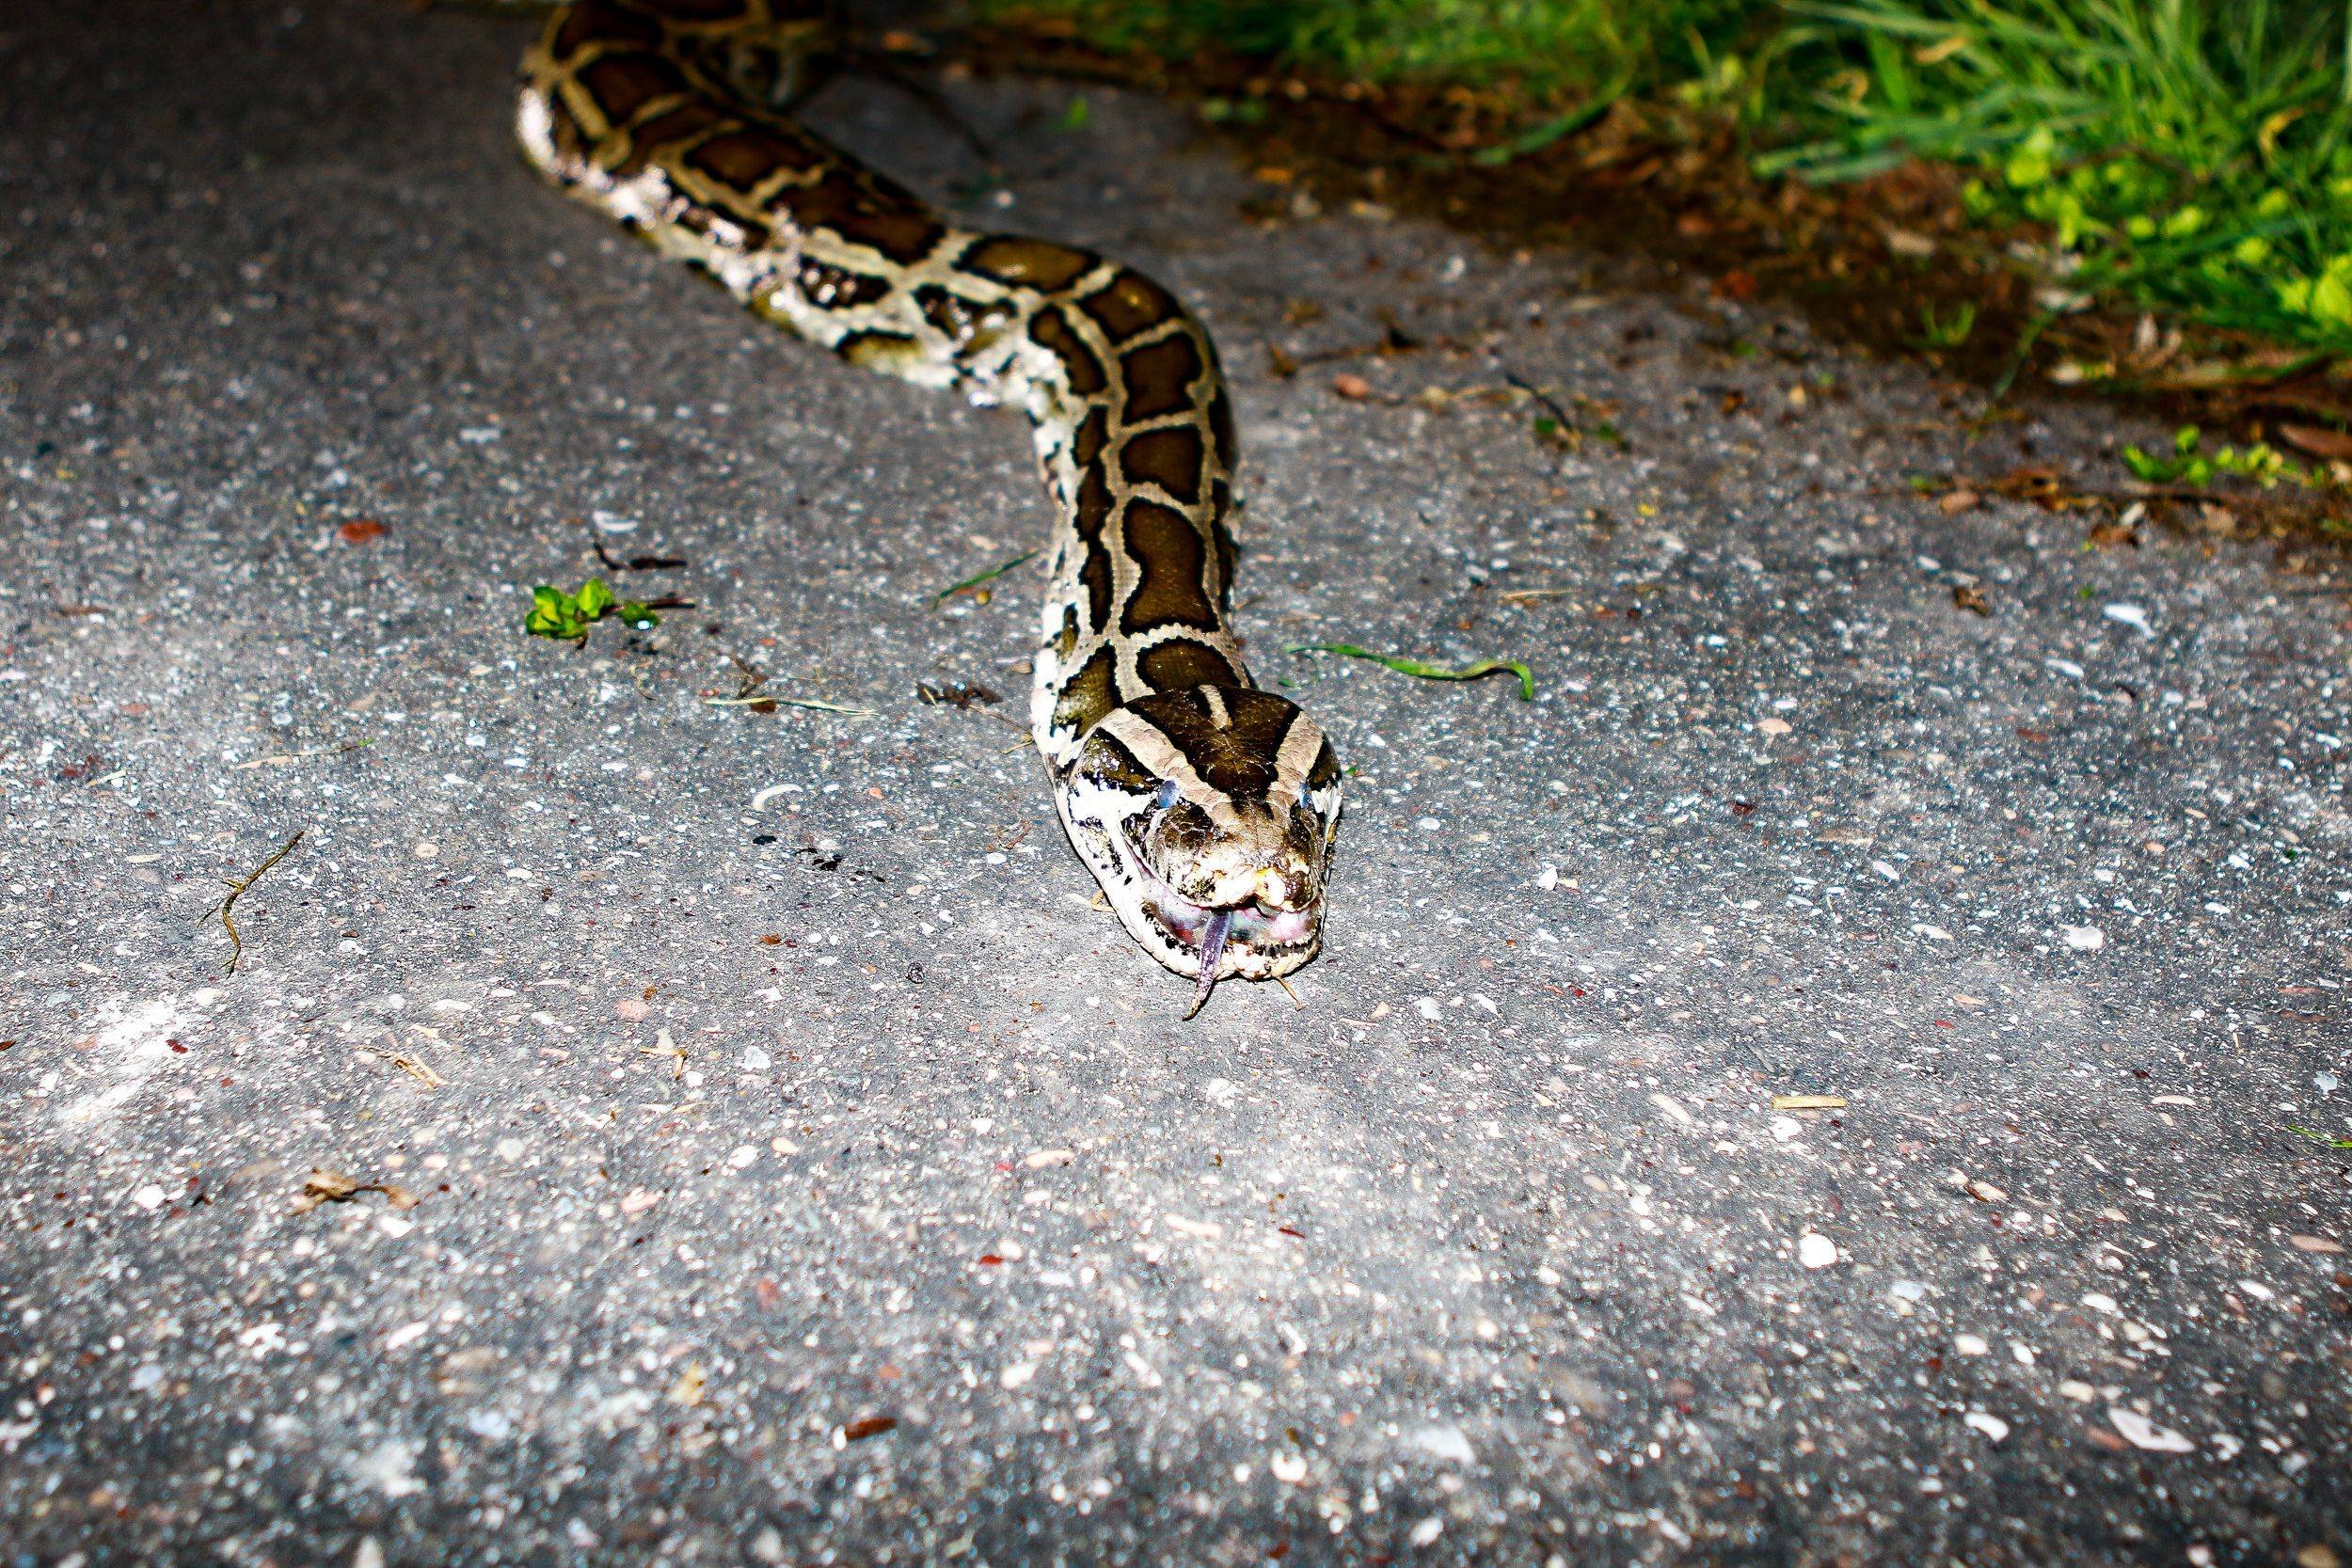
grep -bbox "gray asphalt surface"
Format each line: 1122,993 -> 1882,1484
5,1 -> 2350,1563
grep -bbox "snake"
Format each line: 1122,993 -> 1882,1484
516,0 -> 1343,1008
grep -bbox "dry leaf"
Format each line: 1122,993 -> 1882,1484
841,1416 -> 898,1441
666,1362 -> 707,1407
1771,1094 -> 1848,1111
2288,1233 -> 2344,1255
1937,488 -> 1979,515
301,1169 -> 361,1208
1952,583 -> 1992,615
2278,423 -> 2352,462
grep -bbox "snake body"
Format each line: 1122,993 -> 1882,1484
517,0 -> 1343,999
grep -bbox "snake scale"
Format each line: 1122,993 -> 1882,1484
517,0 -> 1343,1006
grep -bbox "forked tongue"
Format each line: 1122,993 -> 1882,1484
1184,909 -> 1234,1020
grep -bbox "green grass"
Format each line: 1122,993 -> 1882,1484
980,0 -> 2352,356
986,0 -> 1759,102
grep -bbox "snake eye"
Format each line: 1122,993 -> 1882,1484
1152,778 -> 1181,813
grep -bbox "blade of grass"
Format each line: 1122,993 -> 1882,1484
930,550 -> 1038,609
1287,641 -> 1534,700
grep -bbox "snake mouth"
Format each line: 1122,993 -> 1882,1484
1113,827 -> 1319,973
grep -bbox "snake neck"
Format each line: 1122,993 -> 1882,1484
516,0 -> 1252,771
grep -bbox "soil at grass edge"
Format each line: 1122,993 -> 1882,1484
943,19 -> 2352,559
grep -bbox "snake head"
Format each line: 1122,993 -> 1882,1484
1057,685 -> 1343,990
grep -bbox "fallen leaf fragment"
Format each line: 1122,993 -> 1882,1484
2279,423 -> 2352,462
1771,1094 -> 1847,1111
841,1416 -> 897,1441
339,518 -> 388,544
2288,1234 -> 2344,1255
1330,372 -> 1375,401
304,1169 -> 362,1204
1952,583 -> 1991,615
666,1363 -> 707,1407
2107,1407 -> 2195,1454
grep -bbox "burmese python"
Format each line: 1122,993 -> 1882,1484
516,0 -> 1343,1006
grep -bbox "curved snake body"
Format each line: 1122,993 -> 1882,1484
517,0 -> 1342,997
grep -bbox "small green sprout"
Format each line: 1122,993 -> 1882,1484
1915,301 -> 1978,350
525,578 -> 660,641
2121,426 -> 2323,490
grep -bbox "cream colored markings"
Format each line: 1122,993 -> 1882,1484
1095,708 -> 1244,832
1268,706 -> 1324,815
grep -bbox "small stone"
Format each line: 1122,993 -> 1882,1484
129,1183 -> 167,1212
1798,1232 -> 1839,1269
2060,924 -> 2105,951
2108,1407 -> 2195,1453
1953,1333 -> 1989,1356
1963,1411 -> 2010,1442
1407,1517 -> 1444,1547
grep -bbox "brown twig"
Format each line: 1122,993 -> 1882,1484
199,831 -> 303,975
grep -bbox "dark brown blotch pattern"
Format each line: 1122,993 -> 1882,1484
1118,334 -> 1204,424
579,52 -> 689,127
1137,640 -> 1241,694
1026,308 -> 1104,397
1078,268 -> 1180,342
1118,426 -> 1203,504
1120,503 -> 1218,634
964,237 -> 1097,293
1054,645 -> 1120,735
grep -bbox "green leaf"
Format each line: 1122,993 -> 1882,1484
616,601 -> 660,630
1059,95 -> 1090,132
2289,1125 -> 2352,1149
575,578 -> 616,618
1287,642 -> 1535,701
